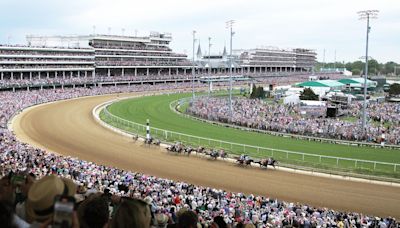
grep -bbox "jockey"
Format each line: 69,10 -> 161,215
240,154 -> 245,161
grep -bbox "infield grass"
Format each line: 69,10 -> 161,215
101,93 -> 400,178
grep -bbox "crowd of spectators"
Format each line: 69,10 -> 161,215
0,64 -> 94,69
96,50 -> 186,58
96,60 -> 193,67
187,97 -> 400,145
0,75 -> 196,89
90,42 -> 172,52
0,83 -> 398,227
0,72 -> 329,89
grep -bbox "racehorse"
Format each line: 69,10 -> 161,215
207,150 -> 219,160
184,146 -> 195,156
219,150 -> 227,159
257,158 -> 278,169
144,137 -> 153,145
152,139 -> 161,146
166,142 -> 184,153
196,146 -> 205,154
132,134 -> 139,141
236,155 -> 253,166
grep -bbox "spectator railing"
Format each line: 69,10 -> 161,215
101,101 -> 400,175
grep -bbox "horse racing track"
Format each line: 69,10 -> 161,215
101,92 -> 400,179
12,92 -> 400,218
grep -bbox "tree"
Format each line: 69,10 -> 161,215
315,59 -> 398,75
367,59 -> 381,75
352,69 -> 361,76
389,83 -> 400,97
300,88 -> 319,100
250,85 -> 265,99
256,86 -> 265,99
382,61 -> 398,75
250,84 -> 257,99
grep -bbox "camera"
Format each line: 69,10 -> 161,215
53,195 -> 75,228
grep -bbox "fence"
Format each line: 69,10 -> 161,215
102,105 -> 400,176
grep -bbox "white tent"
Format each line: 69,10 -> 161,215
284,94 -> 300,105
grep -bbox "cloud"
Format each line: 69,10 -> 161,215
0,0 -> 399,62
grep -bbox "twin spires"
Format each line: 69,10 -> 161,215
196,40 -> 227,59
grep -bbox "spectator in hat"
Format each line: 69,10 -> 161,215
110,198 -> 151,228
156,213 -> 169,228
25,175 -> 77,223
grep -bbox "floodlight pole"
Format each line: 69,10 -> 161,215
208,37 -> 212,75
192,30 -> 196,99
226,20 -> 235,121
358,10 -> 378,136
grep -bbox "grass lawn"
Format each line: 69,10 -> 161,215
102,93 -> 400,178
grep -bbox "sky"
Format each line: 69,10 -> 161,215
0,0 -> 399,63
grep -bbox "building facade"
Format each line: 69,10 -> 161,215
0,45 -> 95,81
90,32 -> 193,77
234,47 -> 316,73
0,33 -> 317,90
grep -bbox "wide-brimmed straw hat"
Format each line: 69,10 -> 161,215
25,175 -> 77,222
156,213 -> 169,226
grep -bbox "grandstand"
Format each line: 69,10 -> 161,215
0,45 -> 95,88
233,47 -> 316,74
0,32 -> 323,92
90,32 -> 193,77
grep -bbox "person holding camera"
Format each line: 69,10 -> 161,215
24,175 -> 78,228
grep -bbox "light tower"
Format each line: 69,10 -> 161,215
192,30 -> 197,99
226,20 -> 235,120
208,37 -> 212,75
358,9 -> 379,136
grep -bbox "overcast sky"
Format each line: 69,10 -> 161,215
1,0 -> 399,63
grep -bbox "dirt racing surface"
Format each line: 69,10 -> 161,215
12,93 -> 400,219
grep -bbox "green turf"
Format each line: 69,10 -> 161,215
102,93 -> 400,178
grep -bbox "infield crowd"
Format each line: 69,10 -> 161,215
0,81 -> 397,227
187,97 -> 400,145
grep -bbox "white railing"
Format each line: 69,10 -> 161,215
102,105 -> 400,174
